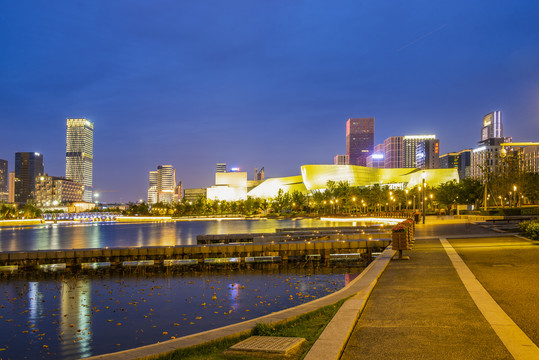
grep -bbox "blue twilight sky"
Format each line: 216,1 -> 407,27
1,1 -> 539,203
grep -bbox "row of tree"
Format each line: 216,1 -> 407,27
121,178 -> 492,217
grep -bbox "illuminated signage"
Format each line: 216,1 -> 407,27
434,143 -> 439,154
230,167 -> 240,172
372,154 -> 384,159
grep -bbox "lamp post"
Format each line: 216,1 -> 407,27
422,172 -> 426,224
405,189 -> 409,211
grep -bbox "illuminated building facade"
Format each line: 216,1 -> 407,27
8,171 -> 15,203
403,135 -> 437,168
157,165 -> 176,203
34,174 -> 83,207
480,111 -> 503,146
66,118 -> 93,202
245,164 -> 459,199
384,136 -> 403,168
346,118 -> 374,166
334,154 -> 349,165
184,188 -> 207,202
207,171 -> 248,201
15,152 -> 44,204
0,159 -> 7,203
416,139 -> 439,169
366,143 -> 385,168
471,111 -> 511,180
147,171 -> 158,204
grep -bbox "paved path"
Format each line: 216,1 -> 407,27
340,221 -> 539,360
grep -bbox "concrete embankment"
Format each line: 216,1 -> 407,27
0,239 -> 390,270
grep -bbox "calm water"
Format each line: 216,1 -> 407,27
0,267 -> 359,359
0,218 -> 361,252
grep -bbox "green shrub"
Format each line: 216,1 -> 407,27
519,220 -> 539,240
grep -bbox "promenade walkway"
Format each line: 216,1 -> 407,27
339,219 -> 539,360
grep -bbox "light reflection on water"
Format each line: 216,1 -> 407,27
0,218 -> 363,252
0,267 -> 360,360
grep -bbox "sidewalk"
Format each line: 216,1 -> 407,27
339,221 -> 539,359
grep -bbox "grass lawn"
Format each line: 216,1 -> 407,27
156,298 -> 346,360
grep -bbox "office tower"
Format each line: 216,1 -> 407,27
403,135 -> 437,168
34,174 -> 83,207
384,136 -> 403,168
479,111 -> 503,146
157,165 -> 175,203
346,118 -> 374,166
66,118 -> 94,202
14,152 -> 44,204
471,111 -> 511,179
333,155 -> 349,165
147,171 -> 158,204
416,139 -> 440,169
0,159 -> 7,202
216,163 -> 227,173
8,171 -> 15,203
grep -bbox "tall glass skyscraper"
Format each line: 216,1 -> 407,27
66,118 -> 94,202
14,152 -> 44,204
346,118 -> 374,166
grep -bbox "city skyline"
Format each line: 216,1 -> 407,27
1,1 -> 539,203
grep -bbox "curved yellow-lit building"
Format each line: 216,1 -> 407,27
245,165 -> 459,199
301,165 -> 458,191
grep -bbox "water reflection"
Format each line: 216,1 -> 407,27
0,267 -> 358,359
60,278 -> 92,359
0,219 -> 356,252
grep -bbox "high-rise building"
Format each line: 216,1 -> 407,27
157,165 -> 176,203
34,174 -> 83,207
384,136 -> 403,168
14,152 -> 44,204
333,155 -> 349,165
0,159 -> 7,203
346,118 -> 374,166
416,139 -> 440,169
8,171 -> 15,203
216,163 -> 227,173
66,118 -> 94,202
480,111 -> 503,146
366,144 -> 384,168
440,149 -> 472,179
403,135 -> 437,168
147,171 -> 158,204
471,111 -> 511,180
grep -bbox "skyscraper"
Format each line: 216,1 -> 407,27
14,152 -> 44,204
147,171 -> 158,204
66,118 -> 94,202
416,139 -> 440,169
346,118 -> 374,166
403,135 -> 437,168
333,155 -> 349,165
157,165 -> 176,203
480,111 -> 503,146
383,136 -> 403,168
0,159 -> 8,203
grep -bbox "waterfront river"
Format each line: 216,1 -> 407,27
0,218 -> 360,252
0,218 -> 369,359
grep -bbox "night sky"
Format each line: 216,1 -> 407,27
1,1 -> 538,203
